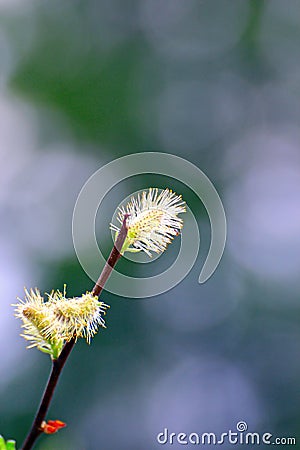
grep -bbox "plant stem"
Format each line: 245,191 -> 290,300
21,216 -> 129,450
21,341 -> 75,450
92,214 -> 129,296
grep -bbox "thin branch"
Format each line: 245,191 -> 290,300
21,341 -> 74,450
92,213 -> 129,297
21,216 -> 129,450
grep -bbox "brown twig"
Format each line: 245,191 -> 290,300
92,214 -> 129,296
21,216 -> 129,450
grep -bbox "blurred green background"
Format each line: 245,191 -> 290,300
1,0 -> 300,449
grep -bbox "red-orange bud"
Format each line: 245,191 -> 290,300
41,419 -> 66,434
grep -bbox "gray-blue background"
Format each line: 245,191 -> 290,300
0,1 -> 299,449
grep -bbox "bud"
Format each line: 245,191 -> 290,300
40,420 -> 66,434
14,287 -> 109,358
110,188 -> 186,256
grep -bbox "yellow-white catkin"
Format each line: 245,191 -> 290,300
14,288 -> 109,350
110,188 -> 186,256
